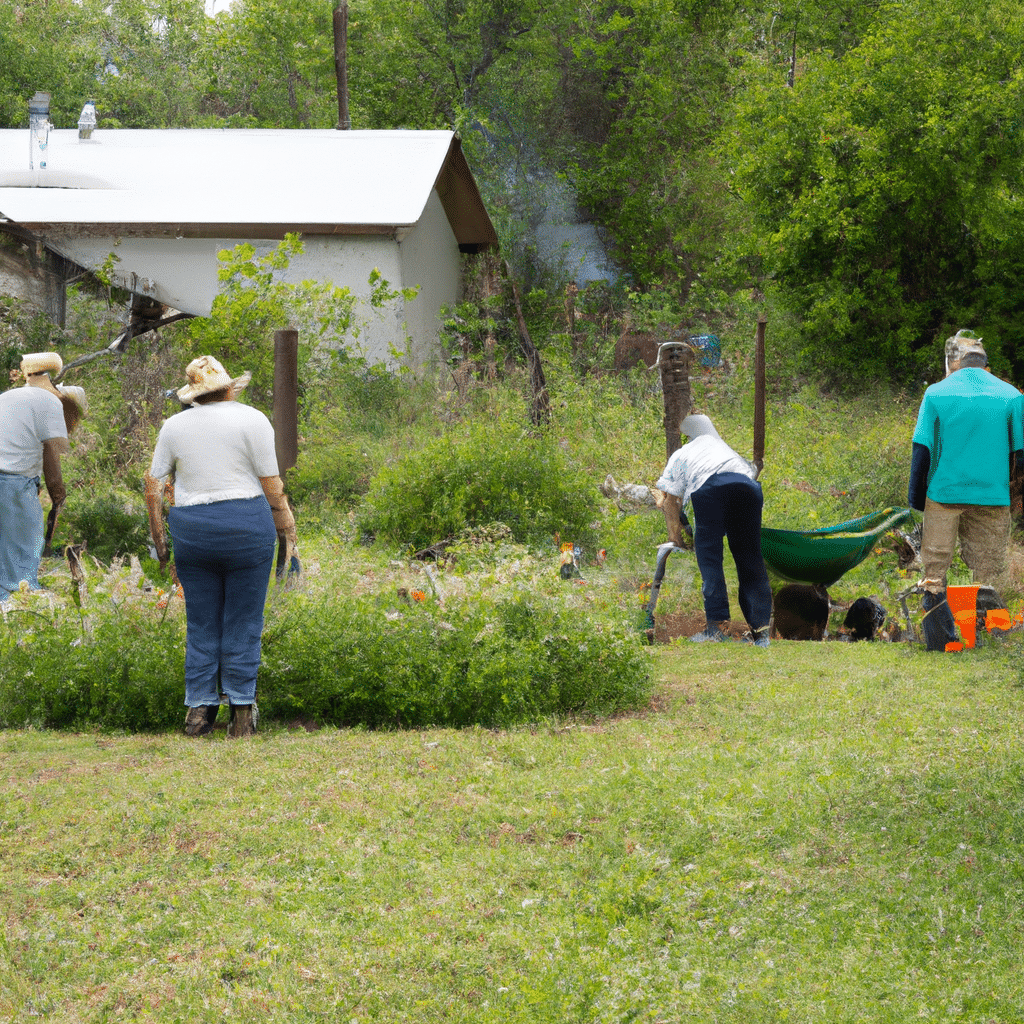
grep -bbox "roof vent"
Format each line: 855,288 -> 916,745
78,100 -> 97,140
29,91 -> 52,170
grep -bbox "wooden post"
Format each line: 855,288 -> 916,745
333,2 -> 350,130
659,342 -> 692,459
753,315 -> 766,478
504,259 -> 550,425
273,329 -> 299,484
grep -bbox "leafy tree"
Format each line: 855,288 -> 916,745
353,0 -> 554,129
559,0 -> 745,293
95,0 -> 210,128
727,0 -> 1024,382
197,0 -> 336,126
0,0 -> 107,128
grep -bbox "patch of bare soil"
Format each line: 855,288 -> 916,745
649,613 -> 753,645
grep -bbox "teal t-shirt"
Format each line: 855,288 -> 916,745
912,367 -> 1024,505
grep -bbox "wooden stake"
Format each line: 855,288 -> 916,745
753,315 -> 766,478
273,329 -> 299,482
659,342 -> 692,459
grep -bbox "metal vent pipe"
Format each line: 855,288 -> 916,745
78,100 -> 97,140
28,91 -> 51,170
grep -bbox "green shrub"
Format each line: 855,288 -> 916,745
59,492 -> 151,562
358,415 -> 599,549
258,591 -> 653,729
0,609 -> 183,731
286,439 -> 373,506
0,587 -> 652,732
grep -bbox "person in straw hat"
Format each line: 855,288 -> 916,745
0,351 -> 87,600
908,331 -> 1024,650
145,355 -> 297,738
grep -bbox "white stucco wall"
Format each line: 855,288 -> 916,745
397,189 -> 463,368
279,235 -> 406,366
42,199 -> 463,370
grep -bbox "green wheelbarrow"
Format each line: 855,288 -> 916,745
644,506 -> 914,624
760,506 -> 914,587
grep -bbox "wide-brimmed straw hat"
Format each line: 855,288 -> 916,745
20,351 -> 63,377
20,352 -> 87,417
176,355 -> 251,405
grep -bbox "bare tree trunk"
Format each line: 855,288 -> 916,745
564,282 -> 579,368
334,3 -> 350,130
482,255 -> 498,381
504,260 -> 550,425
753,315 -> 766,477
788,13 -> 799,88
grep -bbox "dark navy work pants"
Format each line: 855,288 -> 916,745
168,497 -> 277,707
690,472 -> 772,631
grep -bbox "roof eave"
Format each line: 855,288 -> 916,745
434,136 -> 500,252
14,222 -> 409,240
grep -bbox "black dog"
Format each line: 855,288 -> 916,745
843,596 -> 887,641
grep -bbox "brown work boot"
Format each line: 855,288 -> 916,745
227,704 -> 257,739
184,705 -> 217,737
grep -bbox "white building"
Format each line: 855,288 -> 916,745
0,125 -> 498,368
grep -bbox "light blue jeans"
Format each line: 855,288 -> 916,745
168,497 -> 277,707
0,474 -> 44,598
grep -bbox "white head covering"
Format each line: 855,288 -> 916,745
680,414 -> 722,441
944,331 -> 986,376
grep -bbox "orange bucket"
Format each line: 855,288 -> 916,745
947,586 -> 980,648
953,611 -> 977,648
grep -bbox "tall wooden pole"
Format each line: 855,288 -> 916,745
273,329 -> 299,484
333,2 -> 350,130
753,315 -> 766,478
659,342 -> 692,459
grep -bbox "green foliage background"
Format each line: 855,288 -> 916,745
3,0 -> 1024,383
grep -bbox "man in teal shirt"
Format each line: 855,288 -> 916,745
908,333 -> 1024,650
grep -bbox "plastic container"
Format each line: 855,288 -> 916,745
946,585 -> 980,648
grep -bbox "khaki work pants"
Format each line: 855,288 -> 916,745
920,499 -> 1010,594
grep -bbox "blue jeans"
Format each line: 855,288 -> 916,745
0,474 -> 44,598
690,472 -> 772,631
169,497 -> 277,707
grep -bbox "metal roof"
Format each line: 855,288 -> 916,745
0,128 -> 497,250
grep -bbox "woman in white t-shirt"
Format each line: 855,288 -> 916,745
145,356 -> 297,738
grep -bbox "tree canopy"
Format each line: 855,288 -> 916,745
3,0 -> 1024,384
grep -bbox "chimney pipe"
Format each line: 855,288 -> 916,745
28,91 -> 52,171
78,100 -> 97,140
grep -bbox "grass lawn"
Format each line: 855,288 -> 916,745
3,637 -> 1024,1022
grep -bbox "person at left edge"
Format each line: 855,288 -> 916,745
0,351 -> 87,600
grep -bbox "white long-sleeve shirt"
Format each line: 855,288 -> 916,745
655,436 -> 756,510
